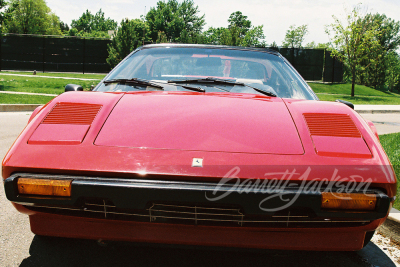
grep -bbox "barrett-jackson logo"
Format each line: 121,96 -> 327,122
205,167 -> 373,212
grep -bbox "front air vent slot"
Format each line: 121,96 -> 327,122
304,113 -> 361,138
43,102 -> 102,125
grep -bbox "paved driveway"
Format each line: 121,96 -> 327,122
361,113 -> 400,135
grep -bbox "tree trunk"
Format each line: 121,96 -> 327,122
351,68 -> 356,97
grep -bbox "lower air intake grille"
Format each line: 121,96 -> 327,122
148,203 -> 245,226
23,199 -> 370,228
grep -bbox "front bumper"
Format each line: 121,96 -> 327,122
5,172 -> 393,250
5,173 -> 392,224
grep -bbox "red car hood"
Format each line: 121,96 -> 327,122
94,92 -> 304,155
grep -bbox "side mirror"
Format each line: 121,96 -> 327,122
65,84 -> 83,92
336,99 -> 354,110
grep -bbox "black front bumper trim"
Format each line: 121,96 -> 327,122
4,173 -> 391,220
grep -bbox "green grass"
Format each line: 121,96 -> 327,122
315,94 -> 400,105
307,82 -> 400,104
0,94 -> 55,104
0,75 -> 101,95
379,132 -> 400,209
308,82 -> 394,96
0,71 -> 106,80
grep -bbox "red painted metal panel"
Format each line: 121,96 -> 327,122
28,212 -> 373,251
28,124 -> 90,145
311,136 -> 372,158
95,93 -> 304,155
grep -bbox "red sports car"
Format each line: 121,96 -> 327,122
2,44 -> 396,251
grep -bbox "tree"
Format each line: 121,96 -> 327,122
179,0 -> 205,34
385,51 -> 400,92
270,41 -> 279,48
3,0 -> 61,35
156,31 -> 168,43
228,11 -> 251,38
282,25 -> 308,48
305,41 -> 329,49
0,0 -> 7,31
107,18 -> 149,68
357,13 -> 400,88
204,27 -> 230,45
146,0 -> 205,43
179,29 -> 192,43
195,32 -> 207,44
70,9 -> 117,38
59,21 -> 69,33
326,5 -> 381,97
146,0 -> 182,42
239,25 -> 266,47
71,10 -> 92,33
374,14 -> 400,51
204,12 -> 265,47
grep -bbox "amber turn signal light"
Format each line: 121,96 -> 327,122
17,178 -> 72,197
321,192 -> 376,210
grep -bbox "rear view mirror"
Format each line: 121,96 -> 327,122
65,84 -> 83,92
336,99 -> 354,110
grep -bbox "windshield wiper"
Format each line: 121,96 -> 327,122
180,85 -> 205,92
168,77 -> 240,86
103,78 -> 164,90
245,84 -> 277,97
168,77 -> 277,97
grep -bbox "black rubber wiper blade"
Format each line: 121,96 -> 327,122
103,78 -> 164,89
180,85 -> 206,92
168,77 -> 243,86
245,84 -> 277,97
168,77 -> 276,97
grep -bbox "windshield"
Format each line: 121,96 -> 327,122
95,46 -> 317,100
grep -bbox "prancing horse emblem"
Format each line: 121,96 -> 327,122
192,158 -> 203,167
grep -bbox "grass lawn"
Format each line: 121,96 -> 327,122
0,93 -> 55,104
308,83 -> 393,96
315,94 -> 400,105
0,75 -> 101,95
308,82 -> 400,105
0,71 -> 106,80
379,132 -> 400,209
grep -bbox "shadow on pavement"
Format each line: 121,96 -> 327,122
19,235 -> 397,267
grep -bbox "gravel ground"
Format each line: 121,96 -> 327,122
373,232 -> 400,266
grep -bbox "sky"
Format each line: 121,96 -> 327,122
45,0 -> 400,46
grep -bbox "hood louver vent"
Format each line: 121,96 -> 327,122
43,103 -> 102,125
303,113 -> 371,158
28,102 -> 103,145
303,113 -> 361,138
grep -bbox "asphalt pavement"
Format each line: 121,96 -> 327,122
0,111 -> 399,267
355,105 -> 400,114
361,113 -> 400,134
